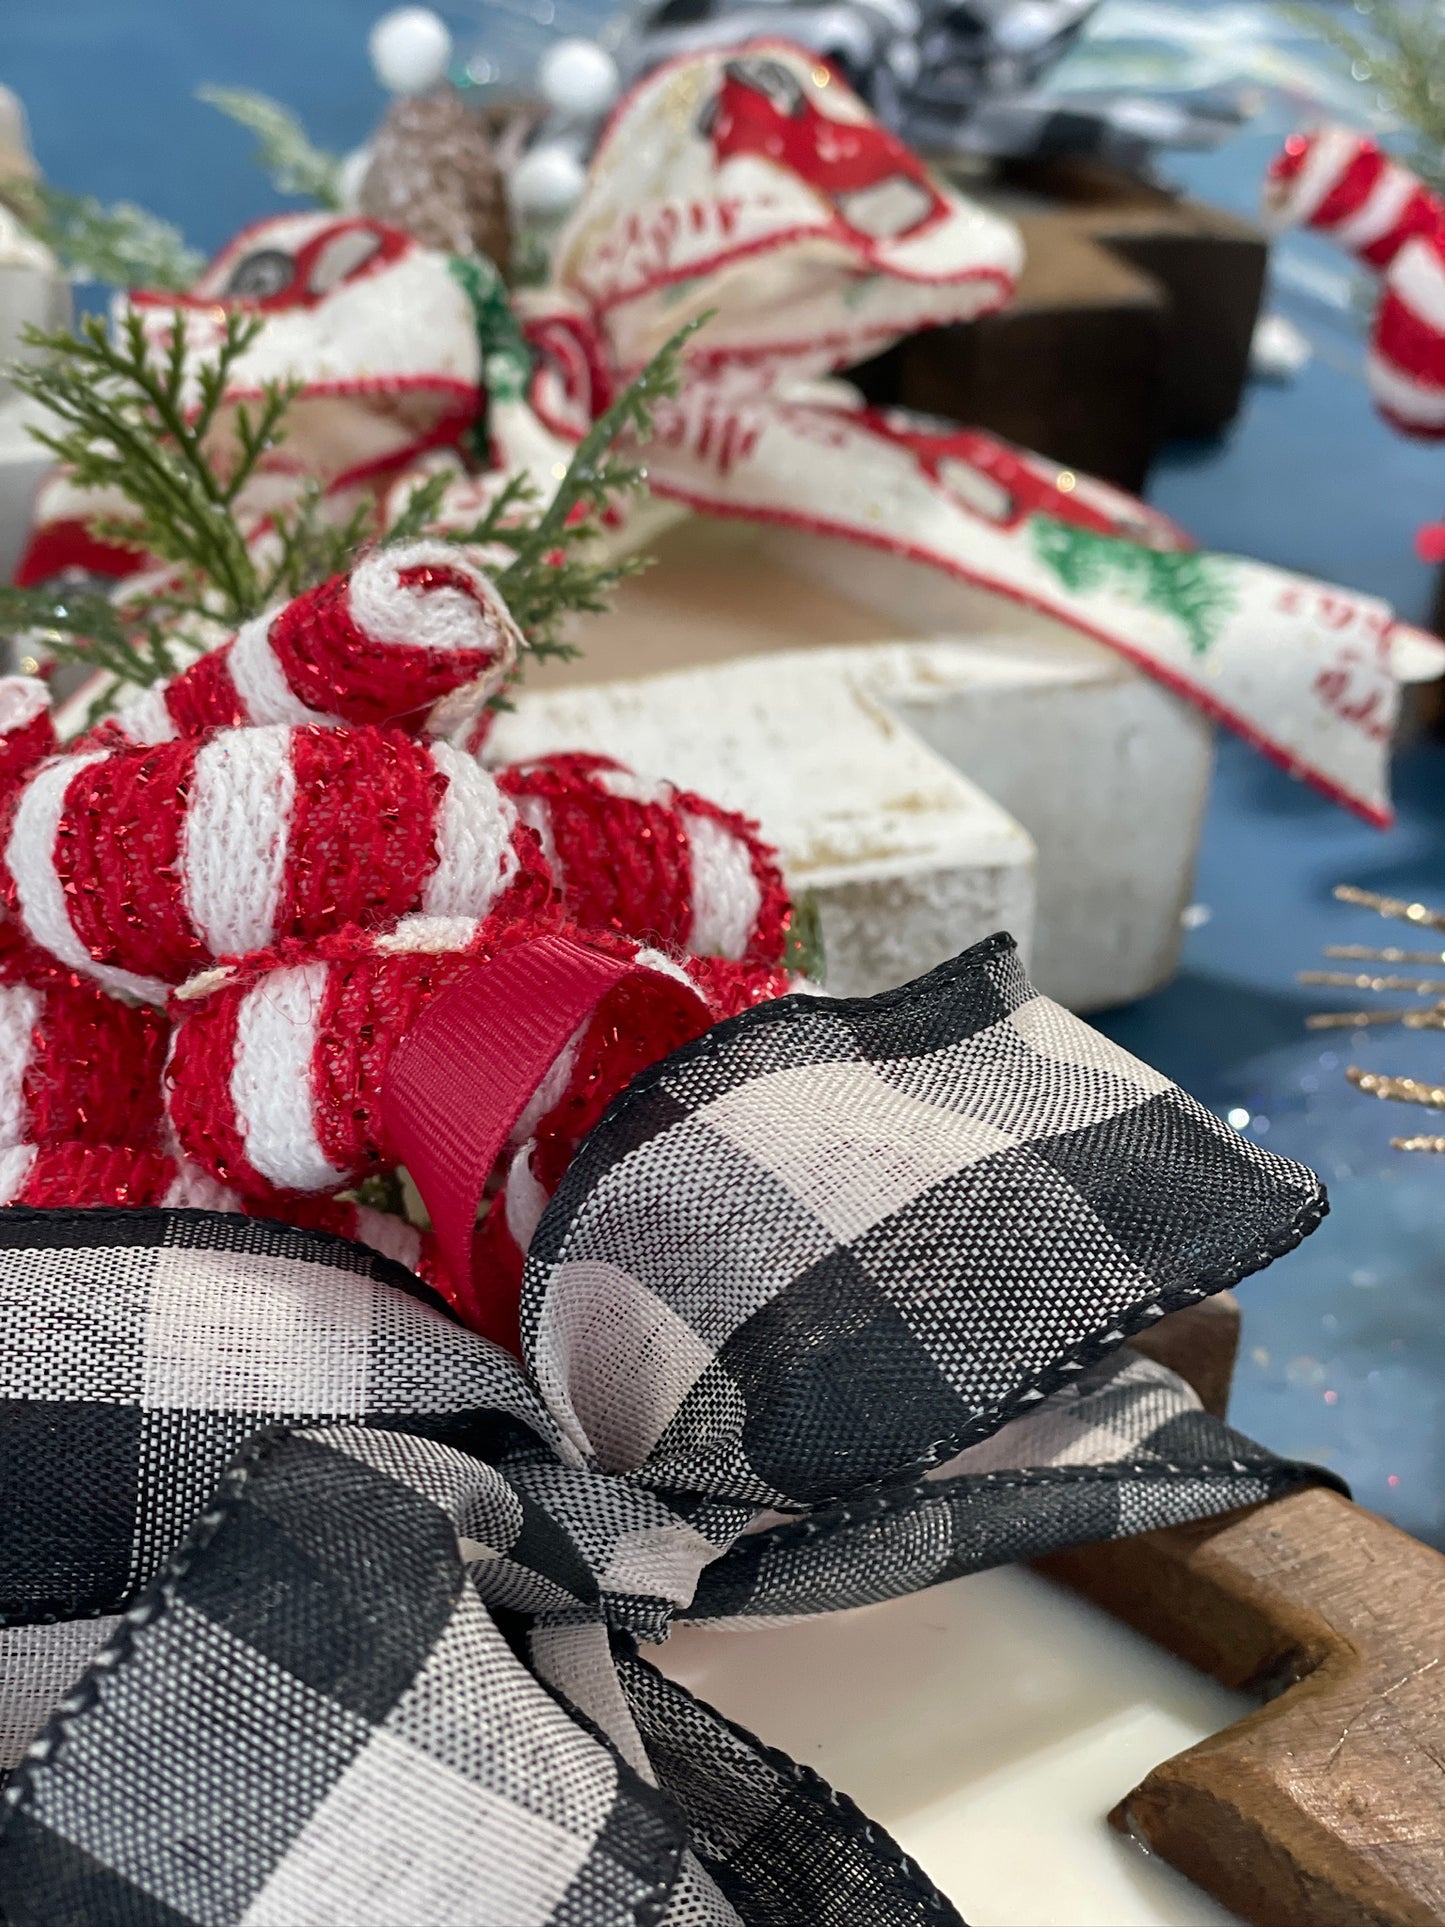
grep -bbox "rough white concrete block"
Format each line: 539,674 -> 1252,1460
0,245 -> 69,583
487,648 -> 1038,1001
758,531 -> 1214,1012
855,632 -> 1213,1012
528,517 -> 1212,1009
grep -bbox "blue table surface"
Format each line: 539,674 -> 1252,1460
6,1 -> 1445,1542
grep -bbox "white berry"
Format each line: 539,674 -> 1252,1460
537,39 -> 620,121
509,141 -> 588,218
369,8 -> 453,94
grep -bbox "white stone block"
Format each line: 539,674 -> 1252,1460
521,517 -> 1211,1009
0,232 -> 69,583
757,531 -> 1214,1012
857,632 -> 1213,1012
487,648 -> 1038,1001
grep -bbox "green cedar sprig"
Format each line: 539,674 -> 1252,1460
197,88 -> 344,207
0,178 -> 203,292
381,315 -> 704,667
493,318 -> 703,657
1286,1 -> 1445,196
0,310 -> 702,698
9,307 -> 287,619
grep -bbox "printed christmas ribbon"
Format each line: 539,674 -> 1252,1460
0,935 -> 1334,1925
506,43 -> 1440,828
17,51 -> 1442,824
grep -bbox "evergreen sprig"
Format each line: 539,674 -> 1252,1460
0,585 -> 184,697
382,318 -> 704,668
198,88 -> 344,208
494,320 -> 701,657
0,178 -> 203,291
1287,1 -> 1445,195
11,308 -> 286,621
0,309 -> 702,703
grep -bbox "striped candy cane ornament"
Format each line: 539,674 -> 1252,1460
2,724 -> 553,1002
0,680 -> 57,802
0,1143 -> 233,1211
164,915 -> 718,1203
1267,126 -> 1445,435
497,753 -> 792,964
94,542 -> 524,750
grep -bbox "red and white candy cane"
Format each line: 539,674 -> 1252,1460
0,925 -> 168,1150
2,723 -> 553,1002
497,753 -> 792,964
0,1143 -> 236,1212
164,914 -> 721,1202
1267,126 -> 1445,436
95,542 -> 523,749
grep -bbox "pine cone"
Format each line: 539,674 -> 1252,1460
360,86 -> 511,272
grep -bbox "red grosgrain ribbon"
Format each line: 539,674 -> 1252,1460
382,934 -> 633,1344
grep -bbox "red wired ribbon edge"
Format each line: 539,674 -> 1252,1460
382,934 -> 634,1345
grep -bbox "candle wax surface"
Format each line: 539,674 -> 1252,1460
655,1563 -> 1244,1926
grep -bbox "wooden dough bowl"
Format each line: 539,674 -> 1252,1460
1052,1297 -> 1445,1927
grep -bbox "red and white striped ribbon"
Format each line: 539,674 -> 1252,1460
163,913 -> 718,1201
97,542 -> 522,749
0,927 -> 168,1152
1,724 -> 551,1002
0,1138 -> 441,1283
497,752 -> 792,965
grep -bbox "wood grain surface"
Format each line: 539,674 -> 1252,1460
1044,1298 -> 1445,1927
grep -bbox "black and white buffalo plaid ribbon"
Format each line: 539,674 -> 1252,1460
0,935 -> 1332,1926
625,6 -> 1248,171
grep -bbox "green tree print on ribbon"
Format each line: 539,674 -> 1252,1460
1030,516 -> 1237,657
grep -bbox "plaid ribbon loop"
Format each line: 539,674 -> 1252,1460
0,937 -> 1331,1926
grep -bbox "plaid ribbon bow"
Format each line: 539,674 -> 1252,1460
0,935 -> 1330,1926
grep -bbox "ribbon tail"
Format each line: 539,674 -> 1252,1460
682,1349 -> 1340,1626
641,385 -> 1408,826
0,1425 -> 686,1927
610,1643 -> 965,1927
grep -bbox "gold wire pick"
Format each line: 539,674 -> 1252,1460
1333,885 -> 1445,931
1324,944 -> 1445,965
1306,1008 -> 1412,1029
1304,888 -> 1445,1030
1345,1067 -> 1445,1108
1299,970 -> 1445,994
1314,891 -> 1445,1154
